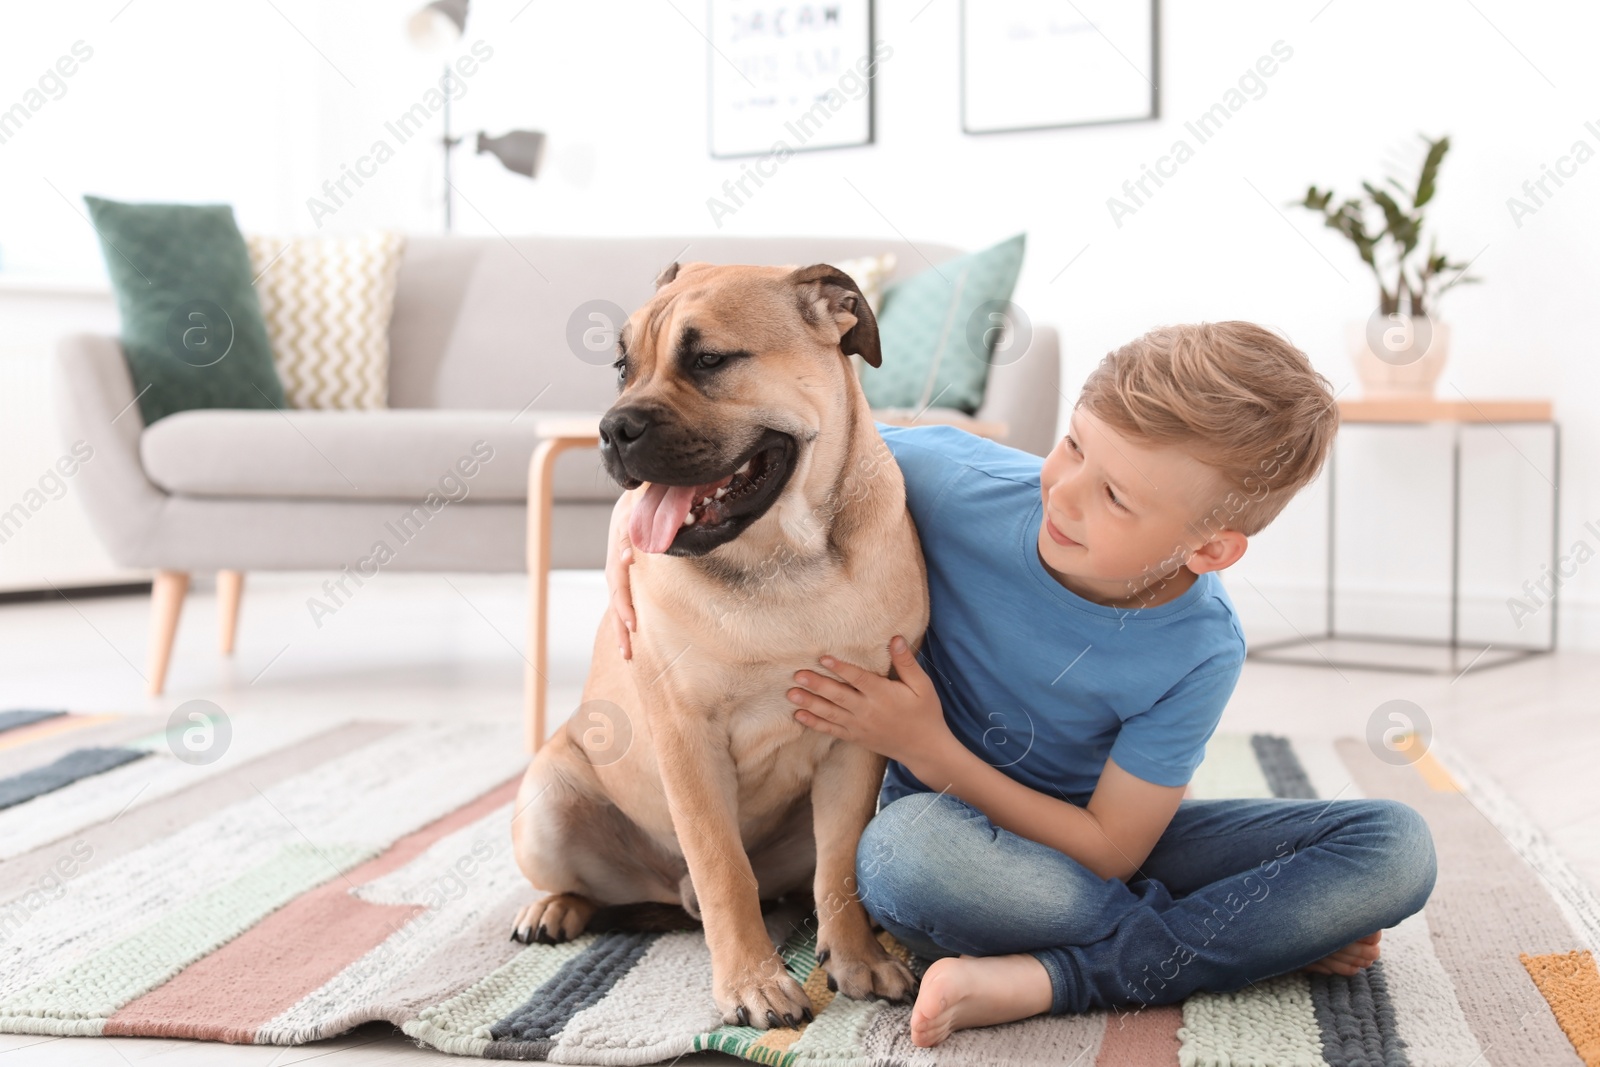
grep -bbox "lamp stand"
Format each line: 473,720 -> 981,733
441,65 -> 462,232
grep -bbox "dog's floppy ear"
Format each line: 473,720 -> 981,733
654,261 -> 715,291
788,263 -> 882,369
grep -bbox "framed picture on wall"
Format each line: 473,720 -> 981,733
961,0 -> 1159,134
707,0 -> 877,159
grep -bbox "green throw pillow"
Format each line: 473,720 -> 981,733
84,196 -> 286,425
863,233 -> 1026,415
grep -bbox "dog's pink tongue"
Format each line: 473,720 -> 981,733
630,481 -> 700,553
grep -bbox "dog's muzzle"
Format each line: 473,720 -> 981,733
600,406 -> 797,557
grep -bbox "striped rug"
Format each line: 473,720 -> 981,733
1,712 -> 1596,1066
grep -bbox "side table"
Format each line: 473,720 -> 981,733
523,411 -> 1009,752
1247,397 -> 1560,676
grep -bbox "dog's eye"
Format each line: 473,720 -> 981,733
693,352 -> 726,371
612,357 -> 626,383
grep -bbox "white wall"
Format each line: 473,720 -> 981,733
1,0 -> 1597,645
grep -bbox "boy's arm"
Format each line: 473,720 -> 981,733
606,491 -> 638,659
908,742 -> 1185,883
908,659 -> 1237,881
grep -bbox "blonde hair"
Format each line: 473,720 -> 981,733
1078,322 -> 1338,537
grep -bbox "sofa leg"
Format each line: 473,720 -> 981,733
217,570 -> 244,655
147,570 -> 190,696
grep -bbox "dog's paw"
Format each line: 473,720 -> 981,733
510,893 -> 598,945
715,952 -> 814,1030
816,934 -> 918,1003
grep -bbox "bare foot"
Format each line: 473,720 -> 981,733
1299,931 -> 1382,976
909,953 -> 1054,1048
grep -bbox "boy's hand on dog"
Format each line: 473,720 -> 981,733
789,636 -> 950,770
606,493 -> 638,659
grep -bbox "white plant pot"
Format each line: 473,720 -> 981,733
1347,316 -> 1450,399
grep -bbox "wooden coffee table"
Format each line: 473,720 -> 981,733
523,410 -> 1009,751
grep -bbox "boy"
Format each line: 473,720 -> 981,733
607,322 -> 1437,1047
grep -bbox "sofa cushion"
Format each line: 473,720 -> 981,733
84,196 -> 287,426
244,232 -> 406,410
864,233 -> 1027,415
139,409 -> 619,503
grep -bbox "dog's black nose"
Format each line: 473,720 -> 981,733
599,407 -> 650,451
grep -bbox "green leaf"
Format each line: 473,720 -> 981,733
1413,134 -> 1449,209
1298,185 -> 1334,212
1364,182 -> 1420,254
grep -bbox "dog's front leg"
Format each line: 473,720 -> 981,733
811,740 -> 918,1002
652,713 -> 813,1028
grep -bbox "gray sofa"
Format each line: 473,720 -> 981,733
55,234 -> 1062,692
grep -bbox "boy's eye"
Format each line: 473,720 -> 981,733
1106,485 -> 1128,511
1064,434 -> 1081,455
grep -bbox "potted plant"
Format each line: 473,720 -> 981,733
1295,134 -> 1480,397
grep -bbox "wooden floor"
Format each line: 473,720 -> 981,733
1,572 -> 1596,1065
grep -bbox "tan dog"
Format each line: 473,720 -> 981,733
509,261 -> 929,1028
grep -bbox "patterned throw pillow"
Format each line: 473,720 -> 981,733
244,232 -> 406,409
863,233 -> 1027,415
829,253 -> 897,382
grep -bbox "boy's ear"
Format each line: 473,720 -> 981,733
1185,530 -> 1248,575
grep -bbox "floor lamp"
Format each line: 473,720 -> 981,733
408,0 -> 546,231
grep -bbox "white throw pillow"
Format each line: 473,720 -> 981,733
244,232 -> 406,410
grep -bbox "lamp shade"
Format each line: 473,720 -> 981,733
408,0 -> 468,49
476,130 -> 545,179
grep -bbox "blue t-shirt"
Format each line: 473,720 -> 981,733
875,422 -> 1246,809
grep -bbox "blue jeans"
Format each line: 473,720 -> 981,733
854,791 -> 1437,1015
